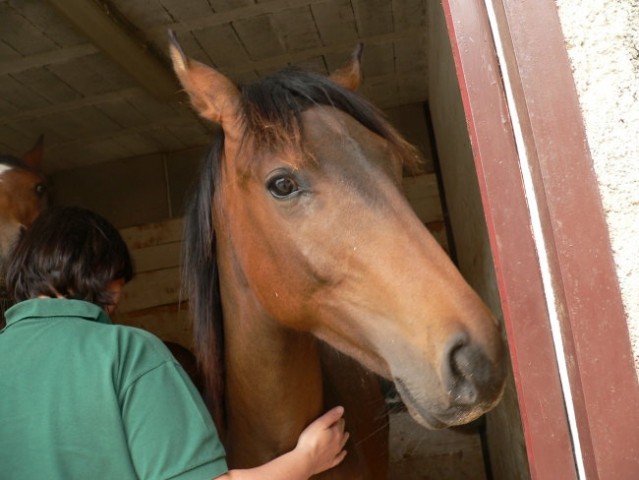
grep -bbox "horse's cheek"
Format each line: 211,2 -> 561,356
249,257 -> 312,327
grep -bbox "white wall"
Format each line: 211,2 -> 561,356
555,0 -> 639,373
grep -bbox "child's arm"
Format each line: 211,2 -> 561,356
217,406 -> 349,480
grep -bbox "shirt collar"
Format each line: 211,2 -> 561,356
4,298 -> 112,327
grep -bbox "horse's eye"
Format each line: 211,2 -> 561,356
35,183 -> 47,197
267,175 -> 300,199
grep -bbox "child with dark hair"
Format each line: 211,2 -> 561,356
0,206 -> 348,480
6,205 -> 133,312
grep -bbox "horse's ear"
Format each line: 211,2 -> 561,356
329,44 -> 363,91
168,30 -> 243,140
22,135 -> 44,169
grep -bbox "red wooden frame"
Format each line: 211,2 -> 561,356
442,0 -> 639,478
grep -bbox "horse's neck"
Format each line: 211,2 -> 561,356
220,275 -> 325,466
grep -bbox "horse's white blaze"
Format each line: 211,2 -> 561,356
0,164 -> 12,180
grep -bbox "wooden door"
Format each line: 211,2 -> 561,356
441,0 -> 639,478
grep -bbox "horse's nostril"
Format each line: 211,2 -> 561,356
449,344 -> 480,405
442,333 -> 494,406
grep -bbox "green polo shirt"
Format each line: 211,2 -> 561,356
0,298 -> 228,480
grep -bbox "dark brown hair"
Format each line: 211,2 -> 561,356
5,206 -> 133,309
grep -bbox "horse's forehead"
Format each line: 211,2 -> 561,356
232,106 -> 390,179
300,106 -> 389,157
301,106 -> 360,139
300,107 -> 393,165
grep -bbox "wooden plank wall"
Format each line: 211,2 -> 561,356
113,173 -> 446,351
114,217 -> 193,348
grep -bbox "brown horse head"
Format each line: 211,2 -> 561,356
0,137 -> 48,263
172,35 -> 506,432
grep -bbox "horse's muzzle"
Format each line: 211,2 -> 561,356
440,331 -> 506,414
394,329 -> 506,429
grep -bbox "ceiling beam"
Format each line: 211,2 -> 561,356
45,0 -> 179,100
0,88 -> 142,126
150,0 -> 330,36
0,44 -> 98,76
220,29 -> 427,76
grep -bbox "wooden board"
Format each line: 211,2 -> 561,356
114,302 -> 194,349
389,412 -> 487,480
117,217 -> 190,346
403,174 -> 443,225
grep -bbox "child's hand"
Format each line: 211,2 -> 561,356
295,406 -> 349,476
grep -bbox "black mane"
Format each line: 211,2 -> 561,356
240,67 -> 419,166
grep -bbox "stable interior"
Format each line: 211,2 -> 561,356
1,1 -> 528,478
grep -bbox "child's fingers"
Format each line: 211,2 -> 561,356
333,417 -> 345,435
339,431 -> 350,450
316,406 -> 345,428
330,449 -> 348,469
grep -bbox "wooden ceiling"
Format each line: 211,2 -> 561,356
0,0 -> 429,174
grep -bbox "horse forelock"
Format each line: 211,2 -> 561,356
238,68 -> 423,173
